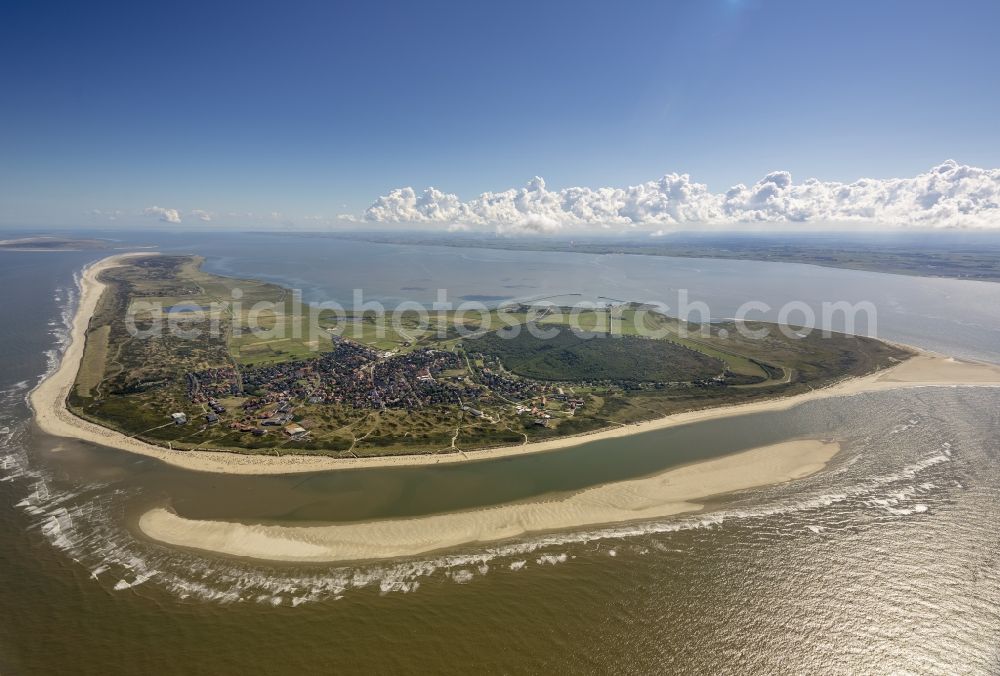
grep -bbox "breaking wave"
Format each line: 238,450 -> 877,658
0,282 -> 986,607
0,398 -> 966,607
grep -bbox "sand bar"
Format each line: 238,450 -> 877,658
139,439 -> 839,562
30,254 -> 1000,476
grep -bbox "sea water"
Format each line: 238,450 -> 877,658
1,237 -> 999,673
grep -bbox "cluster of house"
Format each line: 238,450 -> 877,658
511,404 -> 551,428
171,395 -> 227,426
237,399 -> 298,435
172,396 -> 310,439
187,367 -> 240,402
475,365 -> 547,401
549,390 -> 587,411
177,339 -> 505,440
510,391 -> 588,427
174,336 -> 606,442
261,343 -> 471,409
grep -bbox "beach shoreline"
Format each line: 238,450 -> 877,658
30,253 -> 1000,477
138,439 -> 841,563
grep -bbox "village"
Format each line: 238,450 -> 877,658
71,254 -> 910,459
179,337 -> 582,441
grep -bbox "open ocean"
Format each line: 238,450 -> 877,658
1,234 -> 999,674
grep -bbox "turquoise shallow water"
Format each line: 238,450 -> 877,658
1,238 -> 999,674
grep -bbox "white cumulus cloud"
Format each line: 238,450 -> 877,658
361,160 -> 1000,231
496,213 -> 563,236
143,206 -> 182,224
190,209 -> 212,222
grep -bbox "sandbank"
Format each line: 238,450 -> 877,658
138,439 -> 839,562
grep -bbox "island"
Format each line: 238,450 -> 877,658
51,254 -> 916,464
27,252 -> 1000,560
30,252 -> 1000,478
0,235 -> 113,251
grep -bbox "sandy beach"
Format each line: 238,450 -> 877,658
30,253 -> 1000,477
139,439 -> 839,562
32,254 -> 1000,563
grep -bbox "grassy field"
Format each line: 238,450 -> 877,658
74,325 -> 110,398
70,255 -> 913,457
467,328 -> 724,382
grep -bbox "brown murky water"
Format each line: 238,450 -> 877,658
1,244 -> 999,674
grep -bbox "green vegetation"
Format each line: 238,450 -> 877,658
467,329 -> 723,383
70,255 -> 913,458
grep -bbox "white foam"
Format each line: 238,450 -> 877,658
450,569 -> 474,584
3,313 -> 982,609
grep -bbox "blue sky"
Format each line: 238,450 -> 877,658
2,0 -> 999,229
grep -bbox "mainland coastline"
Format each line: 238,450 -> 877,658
30,254 -> 1000,478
